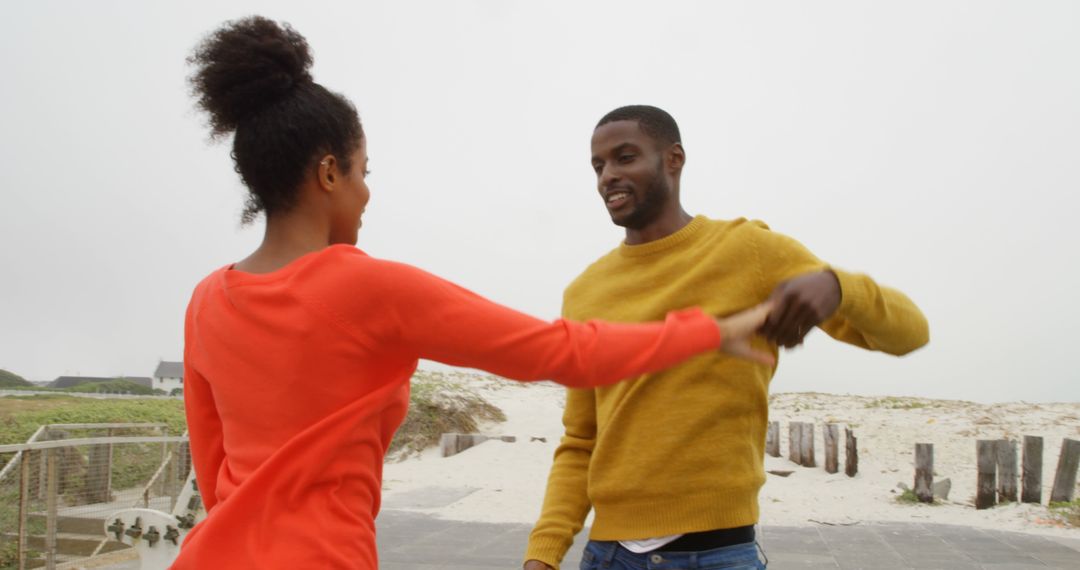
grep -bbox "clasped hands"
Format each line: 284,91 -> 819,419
715,269 -> 842,365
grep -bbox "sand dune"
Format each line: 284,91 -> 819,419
381,373 -> 1080,539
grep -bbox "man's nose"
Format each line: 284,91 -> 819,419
599,165 -> 620,189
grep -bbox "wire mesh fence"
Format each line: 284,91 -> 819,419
0,425 -> 190,569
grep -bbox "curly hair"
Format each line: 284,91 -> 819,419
596,105 -> 681,148
188,16 -> 363,223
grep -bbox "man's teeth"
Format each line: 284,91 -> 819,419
607,192 -> 629,204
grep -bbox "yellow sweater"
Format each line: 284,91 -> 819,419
525,216 -> 929,569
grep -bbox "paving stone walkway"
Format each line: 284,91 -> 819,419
376,510 -> 1080,569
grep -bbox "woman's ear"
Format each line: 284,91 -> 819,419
318,155 -> 337,191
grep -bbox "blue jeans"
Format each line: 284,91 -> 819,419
579,540 -> 766,569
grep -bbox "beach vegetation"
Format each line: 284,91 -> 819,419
1049,499 -> 1080,527
895,489 -> 920,504
389,371 -> 506,460
895,488 -> 940,505
0,375 -> 169,396
865,397 -> 932,410
0,370 -> 33,388
0,396 -> 186,445
65,378 -> 166,396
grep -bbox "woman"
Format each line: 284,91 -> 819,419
178,16 -> 774,569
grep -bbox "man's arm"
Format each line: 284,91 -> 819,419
816,268 -> 929,354
753,224 -> 929,354
523,387 -> 597,570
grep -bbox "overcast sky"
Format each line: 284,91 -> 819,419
1,1 -> 1077,402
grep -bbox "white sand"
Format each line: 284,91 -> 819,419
381,373 -> 1080,539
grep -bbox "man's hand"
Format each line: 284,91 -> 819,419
523,560 -> 554,570
759,270 -> 841,348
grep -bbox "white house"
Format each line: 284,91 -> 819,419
154,361 -> 184,394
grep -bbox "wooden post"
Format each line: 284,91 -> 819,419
1022,435 -> 1043,504
107,427 -> 115,499
914,443 -> 934,503
18,454 -> 30,570
1050,438 -> 1080,503
844,428 -> 858,477
37,447 -> 46,501
169,441 -> 192,511
823,424 -> 839,474
45,449 -> 58,569
997,439 -> 1019,503
765,422 -> 780,458
26,450 -> 41,506
160,427 -> 169,497
439,433 -> 511,457
800,422 -> 816,468
788,423 -> 802,465
976,440 -> 997,509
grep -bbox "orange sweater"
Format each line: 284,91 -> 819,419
176,245 -> 723,569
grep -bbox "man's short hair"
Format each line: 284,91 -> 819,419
596,105 -> 681,147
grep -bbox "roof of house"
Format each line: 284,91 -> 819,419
154,361 -> 184,379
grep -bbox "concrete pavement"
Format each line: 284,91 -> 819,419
376,510 -> 1080,569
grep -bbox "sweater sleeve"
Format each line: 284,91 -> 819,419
376,261 -> 722,388
818,269 -> 930,355
751,223 -> 929,355
183,303 -> 225,513
524,387 -> 596,569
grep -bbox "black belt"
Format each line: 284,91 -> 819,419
654,525 -> 755,552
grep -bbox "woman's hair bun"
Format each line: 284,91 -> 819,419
188,16 -> 314,136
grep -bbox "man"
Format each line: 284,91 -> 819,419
523,106 -> 928,570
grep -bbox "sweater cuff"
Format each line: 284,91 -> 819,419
670,306 -> 722,351
829,268 -> 866,318
524,537 -> 571,570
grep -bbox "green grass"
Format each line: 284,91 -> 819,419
64,379 -> 165,396
0,370 -> 32,389
0,396 -> 186,445
895,488 -> 920,504
895,488 -> 941,505
0,380 -> 166,395
865,397 -> 932,410
1049,498 -> 1080,527
0,540 -> 41,569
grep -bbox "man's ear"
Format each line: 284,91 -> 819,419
317,154 -> 337,192
666,142 -> 686,174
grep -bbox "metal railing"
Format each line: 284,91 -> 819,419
0,425 -> 189,570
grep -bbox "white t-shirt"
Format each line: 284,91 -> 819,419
619,534 -> 683,554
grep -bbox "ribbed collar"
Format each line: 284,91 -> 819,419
220,244 -> 363,287
617,215 -> 708,258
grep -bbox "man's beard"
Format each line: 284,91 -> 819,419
615,161 -> 669,230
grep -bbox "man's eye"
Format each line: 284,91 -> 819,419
618,154 -> 634,162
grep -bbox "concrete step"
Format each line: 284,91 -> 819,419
4,532 -> 131,558
27,513 -> 106,536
